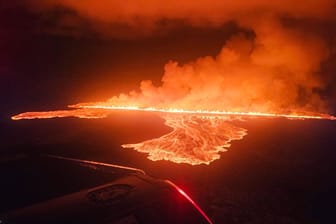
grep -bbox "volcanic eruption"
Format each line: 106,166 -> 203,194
11,0 -> 336,165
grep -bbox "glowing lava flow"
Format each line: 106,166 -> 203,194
12,105 -> 336,121
11,106 -> 336,165
122,115 -> 247,165
70,105 -> 336,120
11,108 -> 111,120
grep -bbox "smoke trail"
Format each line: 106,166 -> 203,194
73,21 -> 328,114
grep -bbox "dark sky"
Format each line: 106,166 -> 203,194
1,1 -> 336,118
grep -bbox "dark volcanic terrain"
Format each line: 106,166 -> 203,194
1,112 -> 335,223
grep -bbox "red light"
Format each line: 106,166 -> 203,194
165,181 -> 213,224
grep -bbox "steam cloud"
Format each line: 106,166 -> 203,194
24,0 -> 336,113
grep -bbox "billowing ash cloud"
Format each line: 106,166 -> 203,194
9,1 -> 336,165
24,0 -> 336,113
25,0 -> 336,37
77,20 -> 331,113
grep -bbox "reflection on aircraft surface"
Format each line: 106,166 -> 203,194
0,154 -> 212,224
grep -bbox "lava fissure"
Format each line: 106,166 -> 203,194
11,105 -> 335,165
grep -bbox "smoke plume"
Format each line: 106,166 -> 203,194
72,20 -> 329,113
22,0 -> 336,112
27,1 -> 336,30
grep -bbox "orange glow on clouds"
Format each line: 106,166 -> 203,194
11,0 -> 336,165
10,24 -> 336,165
29,0 -> 336,35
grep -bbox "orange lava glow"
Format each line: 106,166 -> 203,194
122,115 -> 247,165
12,105 -> 336,121
11,105 -> 336,165
11,0 -> 336,166
11,108 -> 111,120
71,105 -> 336,120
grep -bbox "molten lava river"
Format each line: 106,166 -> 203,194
12,106 -> 335,165
122,115 -> 247,165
